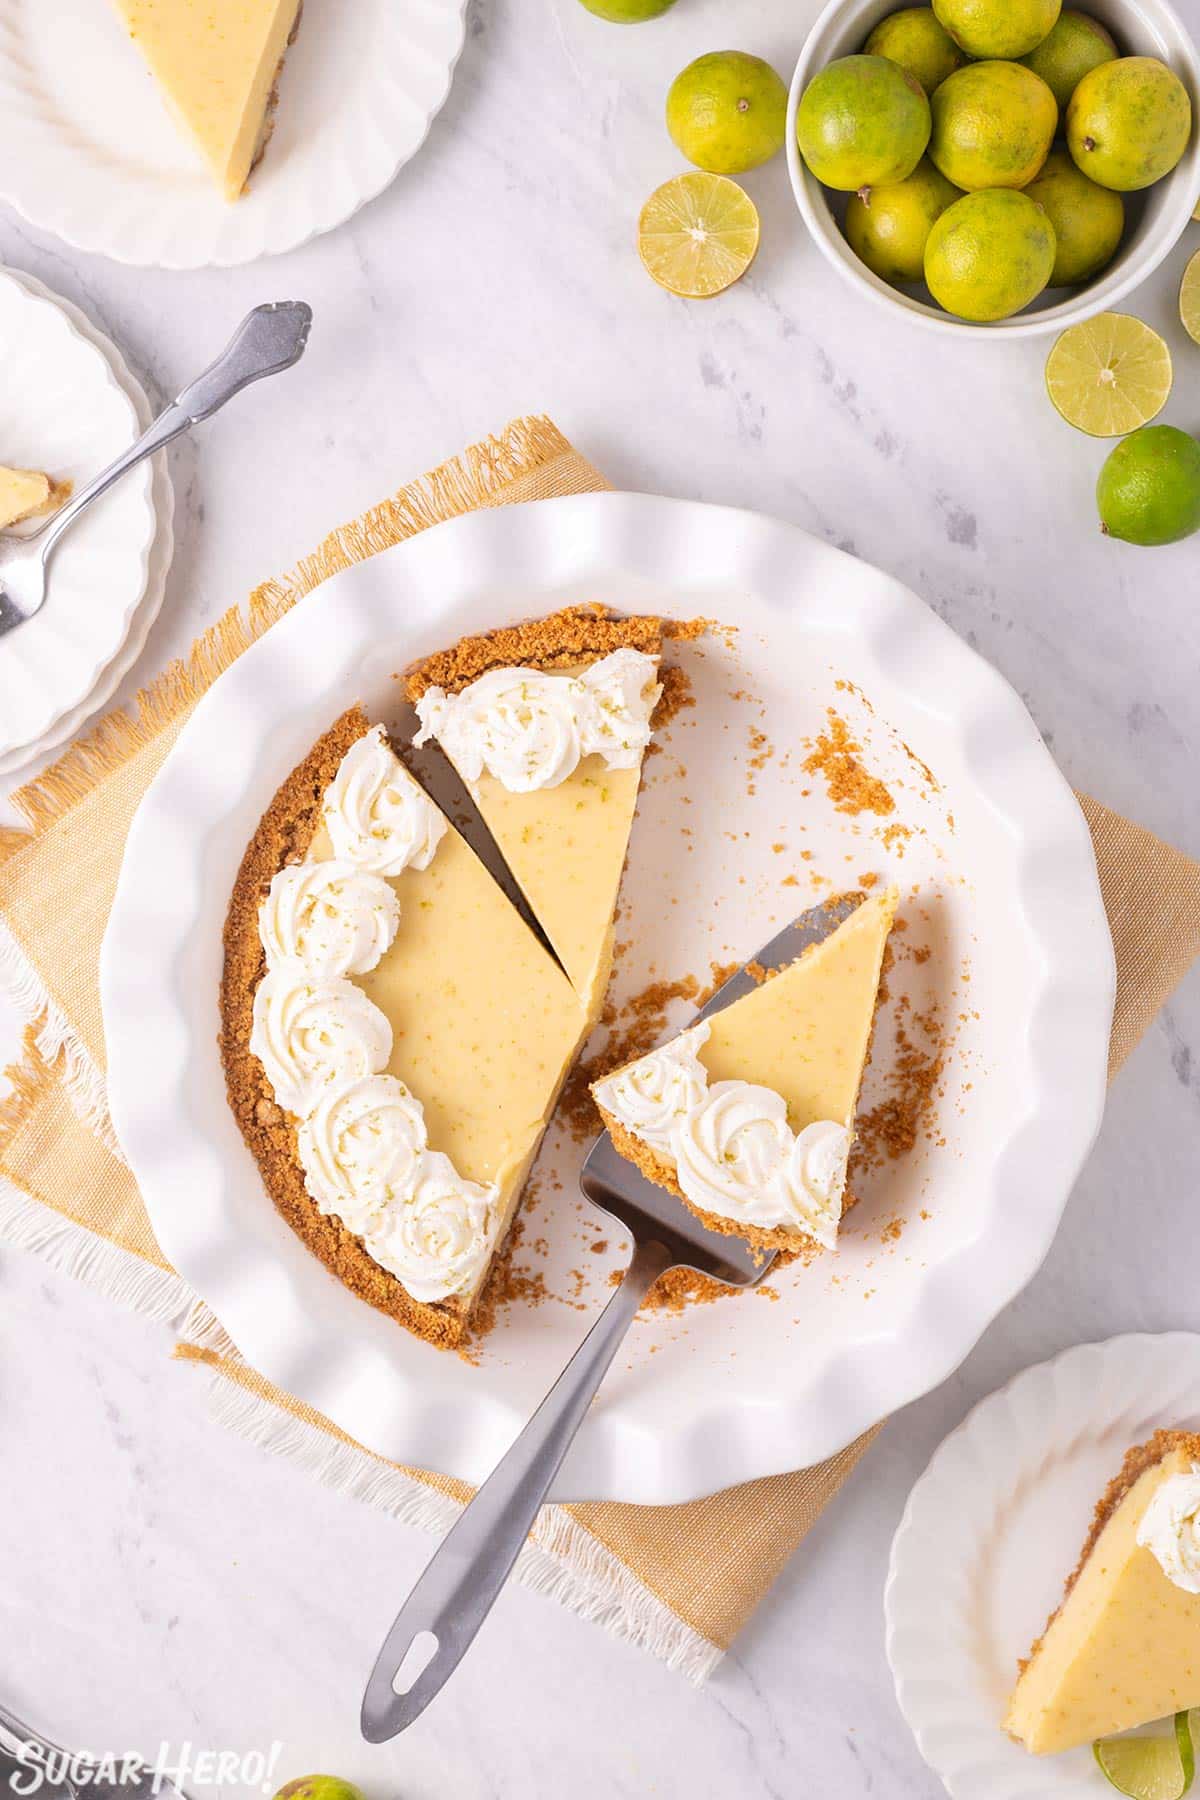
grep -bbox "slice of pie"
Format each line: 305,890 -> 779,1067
110,0 -> 303,201
409,613 -> 664,1015
220,608 -> 667,1347
592,886 -> 898,1252
0,466 -> 52,530
1006,1430 -> 1200,1755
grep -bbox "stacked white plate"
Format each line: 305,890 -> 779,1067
0,269 -> 173,780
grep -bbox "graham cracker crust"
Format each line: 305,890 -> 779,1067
219,705 -> 479,1347
1017,1428 -> 1200,1676
220,607 -> 695,1347
596,1107 -> 831,1259
246,1 -> 304,189
403,602 -> 699,698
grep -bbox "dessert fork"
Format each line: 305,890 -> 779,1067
0,301 -> 313,641
360,893 -> 861,1741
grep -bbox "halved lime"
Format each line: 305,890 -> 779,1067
1180,249 -> 1200,345
1045,313 -> 1172,436
1095,1712 -> 1195,1799
638,173 -> 759,298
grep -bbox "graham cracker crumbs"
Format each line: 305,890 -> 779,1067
879,821 -> 913,852
745,959 -> 769,985
850,995 -> 945,1178
404,605 -> 707,698
653,662 -> 697,731
803,710 -> 895,819
559,962 -> 738,1142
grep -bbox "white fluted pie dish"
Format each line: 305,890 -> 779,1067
100,491 -> 1114,1503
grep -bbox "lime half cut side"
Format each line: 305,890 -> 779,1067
1180,249 -> 1200,346
638,172 -> 760,298
1095,1712 -> 1196,1800
1045,312 -> 1173,436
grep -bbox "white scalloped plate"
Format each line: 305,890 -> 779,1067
887,1334 -> 1200,1799
100,493 -> 1115,1503
0,267 -> 156,760
0,0 -> 467,269
0,269 -> 174,779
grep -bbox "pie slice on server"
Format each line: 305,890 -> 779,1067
220,610 -> 667,1348
1006,1430 -> 1200,1755
592,887 -> 898,1254
110,0 -> 303,201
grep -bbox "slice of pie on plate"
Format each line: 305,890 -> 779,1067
220,609 -> 666,1348
592,886 -> 898,1254
1006,1429 -> 1200,1755
110,0 -> 304,200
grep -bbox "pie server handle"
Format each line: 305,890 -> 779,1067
360,1234 -> 675,1741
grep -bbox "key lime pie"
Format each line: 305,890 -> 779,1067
1006,1430 -> 1200,1755
220,609 -> 666,1347
110,0 -> 304,200
592,887 -> 898,1252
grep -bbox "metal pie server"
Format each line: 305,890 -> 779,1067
360,892 -> 862,1742
0,301 -> 312,641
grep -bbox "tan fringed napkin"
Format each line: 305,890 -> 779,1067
2,416 -> 1200,1684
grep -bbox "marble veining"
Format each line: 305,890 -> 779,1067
1,0 -> 1200,1792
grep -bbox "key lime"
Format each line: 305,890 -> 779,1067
1068,57 -> 1193,191
1180,249 -> 1200,345
1045,314 -> 1171,434
845,158 -> 961,283
796,54 -> 931,190
1026,146 -> 1124,283
1020,10 -> 1118,110
1097,425 -> 1200,545
932,0 -> 1061,60
929,62 -> 1058,191
924,188 -> 1056,319
862,8 -> 965,95
666,52 -> 788,174
577,0 -> 678,19
638,172 -> 760,298
275,1781 -> 368,1800
1095,1711 -> 1195,1798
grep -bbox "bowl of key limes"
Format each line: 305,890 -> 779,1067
787,0 -> 1200,334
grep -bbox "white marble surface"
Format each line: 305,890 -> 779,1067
2,0 -> 1200,1793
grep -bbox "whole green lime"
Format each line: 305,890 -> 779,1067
862,8 -> 966,95
846,158 -> 962,283
1025,146 -> 1123,282
577,0 -> 677,19
924,188 -> 1056,318
1097,424 -> 1200,544
666,51 -> 788,173
1019,10 -> 1118,110
1067,56 -> 1193,191
929,61 -> 1057,191
796,54 -> 931,190
274,1780 -> 367,1800
932,0 -> 1061,60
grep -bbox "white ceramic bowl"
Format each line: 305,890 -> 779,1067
787,0 -> 1200,337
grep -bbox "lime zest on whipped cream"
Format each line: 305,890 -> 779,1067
414,647 -> 661,793
593,1021 -> 849,1246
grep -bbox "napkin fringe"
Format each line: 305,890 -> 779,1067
193,1354 -> 720,1686
0,1172 -> 229,1348
0,933 -> 121,1154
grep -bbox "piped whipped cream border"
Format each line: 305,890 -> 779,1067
414,646 -> 661,793
593,1022 -> 849,1248
248,724 -> 503,1306
1137,1462 -> 1200,1593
